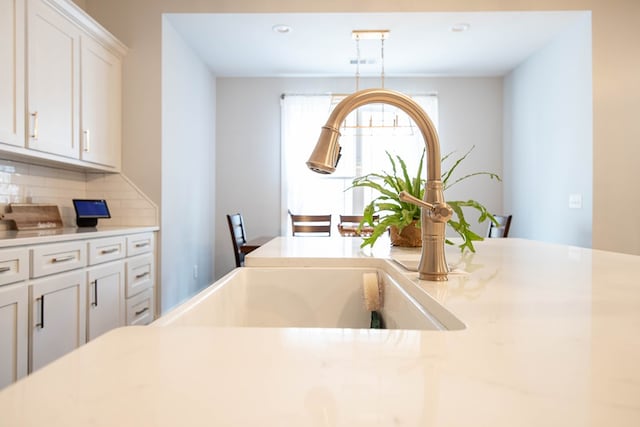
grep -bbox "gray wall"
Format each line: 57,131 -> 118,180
161,19 -> 216,312
83,0 -> 640,312
503,15 -> 592,247
215,77 -> 504,278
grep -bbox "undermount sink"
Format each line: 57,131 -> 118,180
154,267 -> 465,331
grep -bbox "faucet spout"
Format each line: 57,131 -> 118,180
306,88 -> 451,281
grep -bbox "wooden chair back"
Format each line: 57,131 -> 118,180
337,214 -> 378,236
226,213 -> 247,267
289,210 -> 332,236
487,214 -> 512,238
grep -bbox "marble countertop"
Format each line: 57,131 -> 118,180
0,236 -> 638,426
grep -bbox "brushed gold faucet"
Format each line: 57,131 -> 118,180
306,88 -> 452,281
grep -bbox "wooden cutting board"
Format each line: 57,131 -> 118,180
1,204 -> 63,230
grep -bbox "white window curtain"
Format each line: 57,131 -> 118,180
280,93 -> 438,235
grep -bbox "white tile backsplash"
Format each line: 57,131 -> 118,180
86,172 -> 158,227
0,159 -> 158,230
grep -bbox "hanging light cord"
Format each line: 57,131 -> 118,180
355,35 -> 361,92
380,36 -> 385,89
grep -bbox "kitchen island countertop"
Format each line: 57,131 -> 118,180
0,236 -> 638,426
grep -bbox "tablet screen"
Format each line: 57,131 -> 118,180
72,199 -> 111,218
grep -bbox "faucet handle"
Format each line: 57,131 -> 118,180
399,191 -> 433,209
398,191 -> 453,223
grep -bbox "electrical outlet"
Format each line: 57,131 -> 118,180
569,193 -> 582,209
193,264 -> 198,279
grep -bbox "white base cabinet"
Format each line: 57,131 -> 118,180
124,233 -> 155,325
29,270 -> 86,373
0,229 -> 156,389
0,284 -> 28,388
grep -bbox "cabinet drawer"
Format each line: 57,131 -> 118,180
0,248 -> 29,287
126,288 -> 153,326
125,253 -> 153,297
88,236 -> 125,265
126,233 -> 154,257
30,242 -> 86,278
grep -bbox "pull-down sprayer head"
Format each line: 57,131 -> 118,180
306,126 -> 342,174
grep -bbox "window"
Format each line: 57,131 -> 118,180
280,93 -> 438,233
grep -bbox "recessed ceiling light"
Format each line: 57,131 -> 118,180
451,23 -> 471,32
272,24 -> 292,34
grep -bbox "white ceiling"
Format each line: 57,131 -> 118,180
166,11 -> 586,77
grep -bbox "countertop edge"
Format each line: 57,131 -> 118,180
0,226 -> 159,247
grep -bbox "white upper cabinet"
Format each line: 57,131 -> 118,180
0,0 -> 25,147
2,0 -> 126,171
26,0 -> 80,159
80,33 -> 122,168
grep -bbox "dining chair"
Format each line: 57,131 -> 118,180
487,214 -> 512,238
226,213 -> 248,267
288,210 -> 332,236
337,214 -> 378,236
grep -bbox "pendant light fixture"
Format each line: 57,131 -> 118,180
330,29 -> 415,136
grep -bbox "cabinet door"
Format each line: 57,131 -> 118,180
86,261 -> 124,342
26,0 -> 80,159
29,270 -> 85,373
0,0 -> 25,147
80,34 -> 121,169
0,283 -> 28,389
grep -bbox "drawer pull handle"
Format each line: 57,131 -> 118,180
100,248 -> 119,255
0,266 -> 11,273
52,255 -> 75,263
36,296 -> 45,328
134,242 -> 150,248
135,272 -> 150,280
135,307 -> 149,316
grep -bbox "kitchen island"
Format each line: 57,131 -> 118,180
0,236 -> 638,426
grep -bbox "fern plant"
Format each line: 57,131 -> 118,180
350,146 -> 501,252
